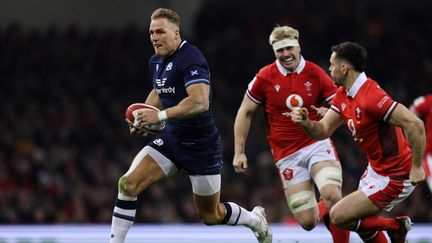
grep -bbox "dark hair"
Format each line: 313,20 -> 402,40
331,42 -> 367,72
151,8 -> 180,26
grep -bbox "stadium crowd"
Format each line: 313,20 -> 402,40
0,0 -> 431,224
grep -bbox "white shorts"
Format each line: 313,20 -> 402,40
128,146 -> 221,196
359,165 -> 415,211
275,139 -> 338,189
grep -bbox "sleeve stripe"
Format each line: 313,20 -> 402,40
383,101 -> 398,121
185,79 -> 210,87
246,90 -> 262,104
330,105 -> 340,113
325,93 -> 336,102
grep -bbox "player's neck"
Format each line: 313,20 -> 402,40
344,71 -> 361,90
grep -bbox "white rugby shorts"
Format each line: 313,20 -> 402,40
275,139 -> 338,189
359,164 -> 415,211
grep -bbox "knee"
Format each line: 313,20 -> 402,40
320,188 -> 342,208
297,217 -> 319,231
329,207 -> 346,227
199,212 -> 220,226
118,175 -> 140,197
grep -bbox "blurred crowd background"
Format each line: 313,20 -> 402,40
0,0 -> 431,225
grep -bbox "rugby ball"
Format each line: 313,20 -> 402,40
125,103 -> 165,134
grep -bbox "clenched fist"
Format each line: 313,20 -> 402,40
291,107 -> 309,124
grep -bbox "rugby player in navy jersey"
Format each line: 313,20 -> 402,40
109,8 -> 272,243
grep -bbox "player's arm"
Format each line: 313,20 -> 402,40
164,83 -> 210,119
292,107 -> 343,140
144,89 -> 163,109
137,83 -> 208,126
387,103 -> 426,184
233,94 -> 259,174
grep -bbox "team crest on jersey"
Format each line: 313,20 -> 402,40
282,168 -> 293,181
341,103 -> 346,111
286,94 -> 303,110
166,62 -> 173,71
305,81 -> 313,96
274,84 -> 280,92
304,81 -> 312,91
153,138 -> 164,146
355,107 -> 362,120
156,64 -> 159,71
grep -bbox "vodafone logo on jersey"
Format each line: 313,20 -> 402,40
286,94 -> 304,110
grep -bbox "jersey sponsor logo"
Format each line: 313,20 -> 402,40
153,138 -> 164,146
156,78 -> 167,86
166,62 -> 173,71
155,86 -> 176,94
282,168 -> 293,181
286,94 -> 303,110
274,84 -> 281,92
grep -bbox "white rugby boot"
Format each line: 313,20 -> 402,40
251,206 -> 272,243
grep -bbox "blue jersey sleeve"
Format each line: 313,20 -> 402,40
178,47 -> 211,88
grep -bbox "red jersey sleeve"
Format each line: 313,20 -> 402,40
318,69 -> 337,103
246,73 -> 266,104
365,84 -> 397,122
329,88 -> 344,114
410,95 -> 431,117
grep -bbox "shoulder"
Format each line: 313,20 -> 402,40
303,61 -> 328,77
177,42 -> 206,62
149,54 -> 162,64
256,62 -> 278,79
333,87 -> 346,101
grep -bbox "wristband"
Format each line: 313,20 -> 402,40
157,110 -> 168,121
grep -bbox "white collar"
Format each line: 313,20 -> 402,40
178,40 -> 187,49
347,72 -> 368,97
276,56 -> 306,76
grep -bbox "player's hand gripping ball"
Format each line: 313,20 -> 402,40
125,103 -> 165,136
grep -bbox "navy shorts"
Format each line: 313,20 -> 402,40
147,132 -> 223,175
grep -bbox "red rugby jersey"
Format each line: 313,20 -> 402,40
331,73 -> 412,177
247,57 -> 336,161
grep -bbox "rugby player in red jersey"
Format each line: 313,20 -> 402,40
410,94 -> 432,192
233,25 -> 349,243
292,41 -> 425,243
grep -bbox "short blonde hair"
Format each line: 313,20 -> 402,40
269,26 -> 299,45
151,8 -> 180,27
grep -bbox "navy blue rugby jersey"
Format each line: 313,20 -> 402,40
149,41 -> 219,144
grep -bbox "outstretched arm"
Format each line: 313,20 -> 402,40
388,104 -> 426,185
233,94 -> 259,174
291,107 -> 343,140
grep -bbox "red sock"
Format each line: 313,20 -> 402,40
318,200 -> 350,243
359,215 -> 400,231
318,200 -> 329,221
360,231 -> 388,243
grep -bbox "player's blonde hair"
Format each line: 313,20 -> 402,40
269,26 -> 300,45
151,8 -> 180,27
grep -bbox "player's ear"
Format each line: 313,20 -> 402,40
341,63 -> 348,75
